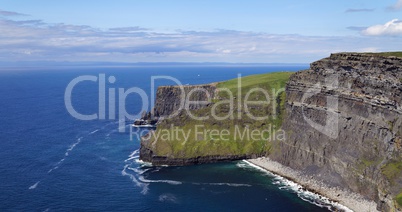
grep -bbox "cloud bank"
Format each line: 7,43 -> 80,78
0,9 -> 28,17
0,10 -> 401,63
362,19 -> 402,36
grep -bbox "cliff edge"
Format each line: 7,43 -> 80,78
272,53 -> 402,211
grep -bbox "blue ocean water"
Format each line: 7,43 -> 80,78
0,65 -> 333,211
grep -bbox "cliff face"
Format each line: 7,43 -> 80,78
141,83 -> 219,165
153,84 -> 217,117
140,72 -> 291,166
274,53 -> 402,211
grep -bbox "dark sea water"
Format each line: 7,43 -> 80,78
0,65 -> 333,211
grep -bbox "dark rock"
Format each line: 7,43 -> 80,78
273,53 -> 402,211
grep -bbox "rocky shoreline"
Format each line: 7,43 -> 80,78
247,157 -> 379,212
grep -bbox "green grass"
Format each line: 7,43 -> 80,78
397,192 -> 402,207
147,72 -> 293,158
217,71 -> 293,98
381,161 -> 402,183
395,192 -> 402,207
365,52 -> 402,58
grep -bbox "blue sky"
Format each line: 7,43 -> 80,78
0,0 -> 402,63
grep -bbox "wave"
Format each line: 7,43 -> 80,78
193,182 -> 251,187
121,165 -> 149,194
47,166 -> 59,174
29,181 -> 40,190
124,150 -> 140,162
124,155 -> 139,162
135,159 -> 153,167
129,149 -> 139,157
138,176 -> 182,185
65,137 -> 83,156
89,129 -> 100,135
127,167 -> 151,175
208,182 -> 251,187
121,149 -> 152,194
239,160 -> 352,212
30,127 -> 103,190
235,162 -> 248,169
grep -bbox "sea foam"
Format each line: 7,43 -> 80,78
240,160 -> 353,212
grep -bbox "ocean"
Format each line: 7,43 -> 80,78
0,65 -> 335,211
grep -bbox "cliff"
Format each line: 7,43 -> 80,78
139,52 -> 402,211
140,83 -> 257,165
153,84 -> 218,117
140,72 -> 292,165
272,53 -> 402,211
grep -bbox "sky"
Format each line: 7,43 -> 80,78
0,0 -> 402,63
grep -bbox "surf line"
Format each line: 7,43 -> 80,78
240,160 -> 352,212
28,128 -> 102,190
122,149 -> 150,194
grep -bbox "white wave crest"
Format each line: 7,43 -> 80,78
66,137 -> 83,154
121,165 -> 149,194
138,176 -> 182,185
31,125 -> 113,191
192,182 -> 251,187
29,181 -> 40,190
127,167 -> 151,175
129,149 -> 139,157
208,183 -> 251,187
135,159 -> 153,167
125,150 -> 140,162
89,129 -> 100,135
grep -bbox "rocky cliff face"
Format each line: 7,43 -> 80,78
153,84 -> 217,117
274,53 -> 402,211
140,72 -> 291,166
140,83 -> 249,166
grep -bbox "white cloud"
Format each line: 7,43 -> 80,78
345,8 -> 374,13
0,14 -> 402,63
0,9 -> 28,16
388,0 -> 402,11
362,19 -> 402,36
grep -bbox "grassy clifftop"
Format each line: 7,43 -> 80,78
143,71 -> 293,159
369,52 -> 402,58
336,52 -> 402,58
